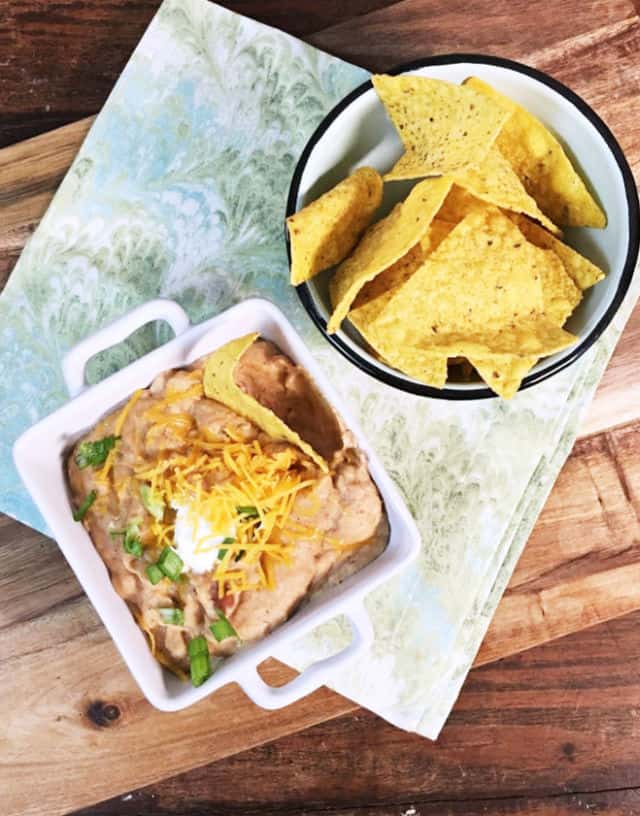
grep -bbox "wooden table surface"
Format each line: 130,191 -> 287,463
2,1 -> 640,814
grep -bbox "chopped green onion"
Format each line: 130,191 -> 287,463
110,520 -> 143,558
234,550 -> 245,562
188,636 -> 211,686
236,505 -> 259,519
145,564 -> 163,585
157,546 -> 183,581
210,608 -> 239,642
218,537 -> 236,561
140,483 -> 164,521
159,607 -> 185,626
73,490 -> 97,521
190,653 -> 211,687
75,436 -> 119,468
188,635 -> 209,658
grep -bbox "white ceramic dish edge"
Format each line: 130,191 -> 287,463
13,297 -> 421,711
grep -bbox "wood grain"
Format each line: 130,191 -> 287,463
77,609 -> 640,815
1,0 -> 640,814
0,0 -> 400,148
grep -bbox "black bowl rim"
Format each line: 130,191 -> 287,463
286,53 -> 640,401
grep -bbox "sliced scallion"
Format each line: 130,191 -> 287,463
157,546 -> 183,581
217,537 -> 236,561
210,608 -> 239,642
110,520 -> 143,558
145,564 -> 163,585
190,653 -> 211,687
73,490 -> 97,521
159,607 -> 185,626
188,635 -> 211,685
139,483 -> 164,521
236,505 -> 259,519
75,436 -> 119,469
188,635 -> 209,659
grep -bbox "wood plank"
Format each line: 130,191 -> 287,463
4,417 -> 640,815
75,788 -> 640,815
77,609 -> 640,815
0,607 -> 354,816
308,0 -> 638,71
0,0 -> 401,148
2,0 -> 640,813
476,420 -> 640,665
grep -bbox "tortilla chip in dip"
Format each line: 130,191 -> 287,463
327,176 -> 451,333
372,74 -> 510,180
203,334 -> 328,472
287,167 -> 383,285
371,206 -> 577,359
464,76 -> 606,228
452,145 -> 561,235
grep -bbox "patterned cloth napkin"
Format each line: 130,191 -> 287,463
1,0 -> 637,738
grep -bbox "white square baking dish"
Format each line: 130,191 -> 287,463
13,297 -> 420,711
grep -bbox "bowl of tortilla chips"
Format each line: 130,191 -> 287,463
286,55 -> 639,399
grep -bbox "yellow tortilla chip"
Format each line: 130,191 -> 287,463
327,176 -> 452,333
537,248 -> 582,326
347,226 -> 452,389
376,343 -> 448,389
437,185 -> 487,223
203,334 -> 328,472
453,145 -> 561,235
372,74 -> 509,179
511,214 -> 605,289
470,239 -> 582,398
410,321 -> 575,358
287,167 -> 383,285
470,356 -> 535,400
464,77 -> 606,228
349,220 -> 455,328
371,206 -> 578,358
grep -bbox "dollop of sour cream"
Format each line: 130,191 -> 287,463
172,502 -> 234,574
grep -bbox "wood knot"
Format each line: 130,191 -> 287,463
86,700 -> 121,728
562,742 -> 576,762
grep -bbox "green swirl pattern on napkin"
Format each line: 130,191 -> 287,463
0,0 -> 637,738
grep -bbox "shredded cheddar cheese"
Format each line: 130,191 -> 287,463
134,433 -> 322,597
94,372 -> 340,599
96,389 -> 143,483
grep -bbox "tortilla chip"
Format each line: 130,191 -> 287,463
453,145 -> 561,235
470,238 -> 582,398
372,74 -> 509,179
371,206 -> 578,360
346,227 -> 452,388
327,176 -> 452,333
464,77 -> 606,228
287,167 -> 383,285
436,185 -> 487,222
349,220 -> 455,328
410,321 -> 575,358
511,214 -> 605,289
470,356 -> 536,399
203,334 -> 328,472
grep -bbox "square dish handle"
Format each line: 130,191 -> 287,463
237,600 -> 373,710
61,299 -> 191,398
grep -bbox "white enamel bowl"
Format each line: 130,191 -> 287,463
287,55 -> 639,400
13,298 -> 420,711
